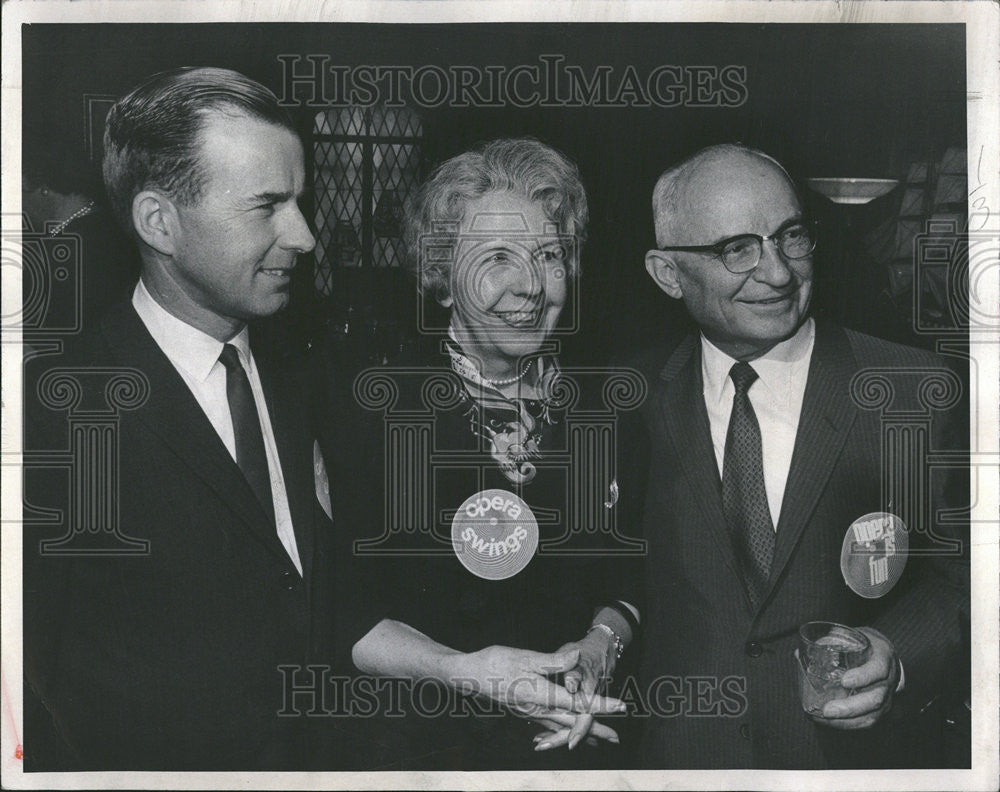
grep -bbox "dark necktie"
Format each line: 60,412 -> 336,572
219,344 -> 275,524
721,361 -> 774,608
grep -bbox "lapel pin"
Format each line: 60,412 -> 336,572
840,511 -> 909,598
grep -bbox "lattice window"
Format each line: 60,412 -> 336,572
312,106 -> 423,296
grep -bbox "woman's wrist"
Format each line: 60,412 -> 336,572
587,623 -> 624,661
591,605 -> 633,648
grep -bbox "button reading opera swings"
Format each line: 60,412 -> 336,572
451,489 -> 539,581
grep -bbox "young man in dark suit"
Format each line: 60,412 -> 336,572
635,144 -> 969,768
23,67 -> 370,770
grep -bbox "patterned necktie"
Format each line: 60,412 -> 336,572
219,344 -> 275,524
721,361 -> 774,608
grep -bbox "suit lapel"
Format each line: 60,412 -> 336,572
254,346 -> 315,583
657,336 -> 743,584
658,323 -> 860,614
766,321 -> 858,596
100,301 -> 293,564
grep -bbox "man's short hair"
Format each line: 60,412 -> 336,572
102,66 -> 296,233
403,137 -> 588,303
651,143 -> 797,246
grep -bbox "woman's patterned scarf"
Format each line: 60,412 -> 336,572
445,336 -> 562,484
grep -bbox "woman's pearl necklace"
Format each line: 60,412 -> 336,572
482,358 -> 533,387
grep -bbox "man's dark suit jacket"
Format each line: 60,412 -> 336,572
23,299 -> 371,770
633,321 -> 969,769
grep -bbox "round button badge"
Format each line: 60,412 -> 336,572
840,511 -> 908,599
451,489 -> 539,580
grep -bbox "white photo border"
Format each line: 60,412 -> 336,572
2,2 -> 996,790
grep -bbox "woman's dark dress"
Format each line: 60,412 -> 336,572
317,342 -> 646,769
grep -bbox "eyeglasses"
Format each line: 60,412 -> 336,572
655,221 -> 818,274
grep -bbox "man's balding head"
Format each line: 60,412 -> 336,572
644,144 -> 814,360
651,144 -> 797,247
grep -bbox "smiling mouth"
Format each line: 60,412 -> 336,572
260,267 -> 294,279
743,293 -> 796,306
493,309 -> 542,327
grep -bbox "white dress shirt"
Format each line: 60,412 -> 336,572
133,280 -> 303,575
701,318 -> 816,529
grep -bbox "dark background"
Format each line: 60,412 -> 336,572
22,23 -> 968,363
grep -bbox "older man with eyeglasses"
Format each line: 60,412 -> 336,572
630,143 -> 968,769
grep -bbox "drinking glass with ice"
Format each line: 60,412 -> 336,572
796,622 -> 872,715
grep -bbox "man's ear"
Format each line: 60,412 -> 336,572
645,249 -> 684,299
437,294 -> 454,309
132,190 -> 179,257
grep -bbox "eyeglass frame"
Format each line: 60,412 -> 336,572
654,219 -> 819,274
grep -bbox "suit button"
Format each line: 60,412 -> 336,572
739,723 -> 751,740
746,641 -> 763,658
280,570 -> 299,590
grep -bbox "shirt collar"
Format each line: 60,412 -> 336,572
701,317 -> 815,405
132,278 -> 251,382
